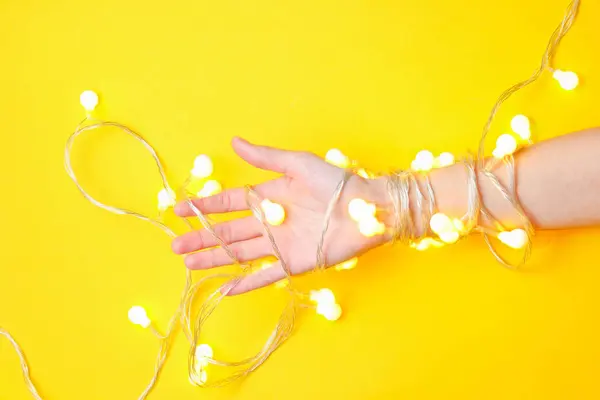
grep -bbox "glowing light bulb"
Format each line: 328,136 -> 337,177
316,302 -> 342,321
435,152 -> 455,168
157,188 -> 176,211
411,150 -> 435,172
348,198 -> 376,222
414,237 -> 445,251
128,306 -> 151,328
194,344 -> 213,368
430,213 -> 454,235
274,279 -> 289,289
430,238 -> 445,248
438,231 -> 460,244
309,288 -> 335,305
197,180 -> 222,198
510,115 -> 531,140
356,168 -> 374,179
334,257 -> 358,271
452,218 -> 465,233
325,149 -> 350,168
498,228 -> 528,249
190,370 -> 208,386
259,261 -> 272,270
80,90 -> 99,112
358,216 -> 386,237
191,155 -> 213,178
553,70 -> 579,90
198,370 -> 208,385
492,134 -> 518,159
260,199 -> 286,226
414,238 -> 433,251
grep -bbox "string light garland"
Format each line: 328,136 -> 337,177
0,0 -> 582,397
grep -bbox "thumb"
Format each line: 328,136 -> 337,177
232,137 -> 302,176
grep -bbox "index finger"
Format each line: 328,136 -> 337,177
175,179 -> 286,217
174,188 -> 247,216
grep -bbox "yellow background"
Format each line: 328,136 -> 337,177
1,0 -> 600,399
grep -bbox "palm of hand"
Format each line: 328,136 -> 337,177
172,138 -> 385,295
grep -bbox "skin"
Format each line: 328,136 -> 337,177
172,129 -> 600,295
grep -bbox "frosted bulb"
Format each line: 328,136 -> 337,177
439,231 -> 460,244
553,70 -> 579,90
274,279 -> 289,289
190,370 -> 208,386
198,370 -> 208,385
325,149 -> 350,168
493,134 -> 518,158
259,261 -> 272,270
197,180 -> 222,198
430,213 -> 453,235
415,238 -> 433,251
498,229 -> 528,249
452,218 -> 465,233
334,257 -> 358,271
430,238 -> 445,248
80,90 -> 99,112
356,168 -> 374,179
510,115 -> 531,140
310,288 -> 336,305
194,344 -> 213,368
191,155 -> 213,178
128,306 -> 151,328
412,150 -> 435,172
348,198 -> 376,222
358,216 -> 385,237
414,238 -> 445,251
436,152 -> 455,167
157,188 -> 176,211
317,303 -> 342,321
260,199 -> 286,226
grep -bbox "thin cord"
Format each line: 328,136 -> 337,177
1,0 -> 582,397
316,170 -> 353,272
0,328 -> 43,400
477,0 -> 580,168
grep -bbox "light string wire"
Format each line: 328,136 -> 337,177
478,0 -> 580,167
385,0 -> 579,262
69,118 -> 348,393
0,329 -> 43,400
472,0 -> 580,266
0,0 -> 581,397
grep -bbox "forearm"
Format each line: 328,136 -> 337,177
430,128 -> 600,231
364,127 -> 600,243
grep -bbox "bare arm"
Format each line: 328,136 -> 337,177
427,128 -> 600,231
173,129 -> 600,294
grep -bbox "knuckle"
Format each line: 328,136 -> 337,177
193,232 -> 206,250
207,250 -> 220,268
231,245 -> 245,262
214,223 -> 233,243
220,192 -> 232,210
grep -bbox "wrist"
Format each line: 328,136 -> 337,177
365,167 -> 464,243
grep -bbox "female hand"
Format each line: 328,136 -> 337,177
171,138 -> 388,295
